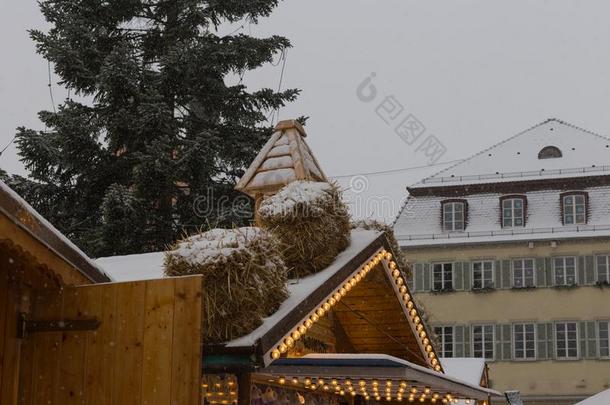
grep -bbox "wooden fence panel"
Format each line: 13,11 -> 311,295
19,276 -> 203,405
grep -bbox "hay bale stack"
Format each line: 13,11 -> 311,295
259,181 -> 351,278
351,219 -> 411,276
164,227 -> 288,343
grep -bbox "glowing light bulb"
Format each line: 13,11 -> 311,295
271,350 -> 280,359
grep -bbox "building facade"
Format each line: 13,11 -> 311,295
394,119 -> 610,404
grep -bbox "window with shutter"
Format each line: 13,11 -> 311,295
513,259 -> 535,288
472,324 -> 494,360
514,323 -> 536,360
553,257 -> 577,286
472,261 -> 494,289
555,322 -> 578,360
434,326 -> 454,358
432,263 -> 453,291
596,255 -> 610,284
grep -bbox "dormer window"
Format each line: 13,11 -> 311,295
561,192 -> 587,225
500,195 -> 526,228
538,146 -> 562,159
442,200 -> 467,231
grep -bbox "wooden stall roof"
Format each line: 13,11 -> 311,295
234,120 -> 327,197
261,354 -> 503,401
0,180 -> 111,284
95,229 -> 443,373
210,229 -> 441,372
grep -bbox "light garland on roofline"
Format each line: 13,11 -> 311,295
267,248 -> 443,373
261,375 -> 475,403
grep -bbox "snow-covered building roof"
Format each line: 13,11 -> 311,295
394,119 -> 610,247
576,388 -> 610,404
413,119 -> 610,188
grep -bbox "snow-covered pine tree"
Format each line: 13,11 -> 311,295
13,0 -> 300,257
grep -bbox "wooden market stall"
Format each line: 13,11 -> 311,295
98,120 -> 504,404
200,229 -> 502,405
0,181 -> 203,405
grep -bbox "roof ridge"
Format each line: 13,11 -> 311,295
548,118 -> 610,142
412,119 -> 610,187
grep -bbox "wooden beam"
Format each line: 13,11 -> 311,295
237,372 -> 252,405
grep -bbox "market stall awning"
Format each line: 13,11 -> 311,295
258,354 -> 504,403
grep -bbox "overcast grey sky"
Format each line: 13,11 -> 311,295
2,1 -> 610,221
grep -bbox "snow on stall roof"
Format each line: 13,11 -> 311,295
576,388 -> 610,405
226,229 -> 381,347
290,354 -> 500,398
441,358 -> 485,386
395,186 -> 610,247
413,119 -> 610,188
0,180 -> 111,280
96,251 -> 166,282
96,229 -> 384,346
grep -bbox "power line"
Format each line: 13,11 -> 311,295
267,47 -> 288,125
0,135 -> 17,157
328,158 -> 463,179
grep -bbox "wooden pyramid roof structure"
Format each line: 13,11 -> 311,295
235,120 -> 327,198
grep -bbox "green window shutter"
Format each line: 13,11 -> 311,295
464,325 -> 471,357
494,324 -> 502,360
454,325 -> 465,357
407,264 -> 416,290
585,256 -> 595,285
578,257 -> 586,286
579,322 -> 587,358
547,323 -> 555,359
462,262 -> 471,291
502,324 -> 512,361
537,323 -> 548,360
423,263 -> 431,291
587,321 -> 598,359
536,258 -> 546,287
545,257 -> 553,287
494,261 -> 501,288
454,262 -> 464,290
501,260 -> 512,289
414,263 -> 423,292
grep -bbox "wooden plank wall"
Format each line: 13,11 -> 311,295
18,276 -> 203,405
0,255 -> 21,404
